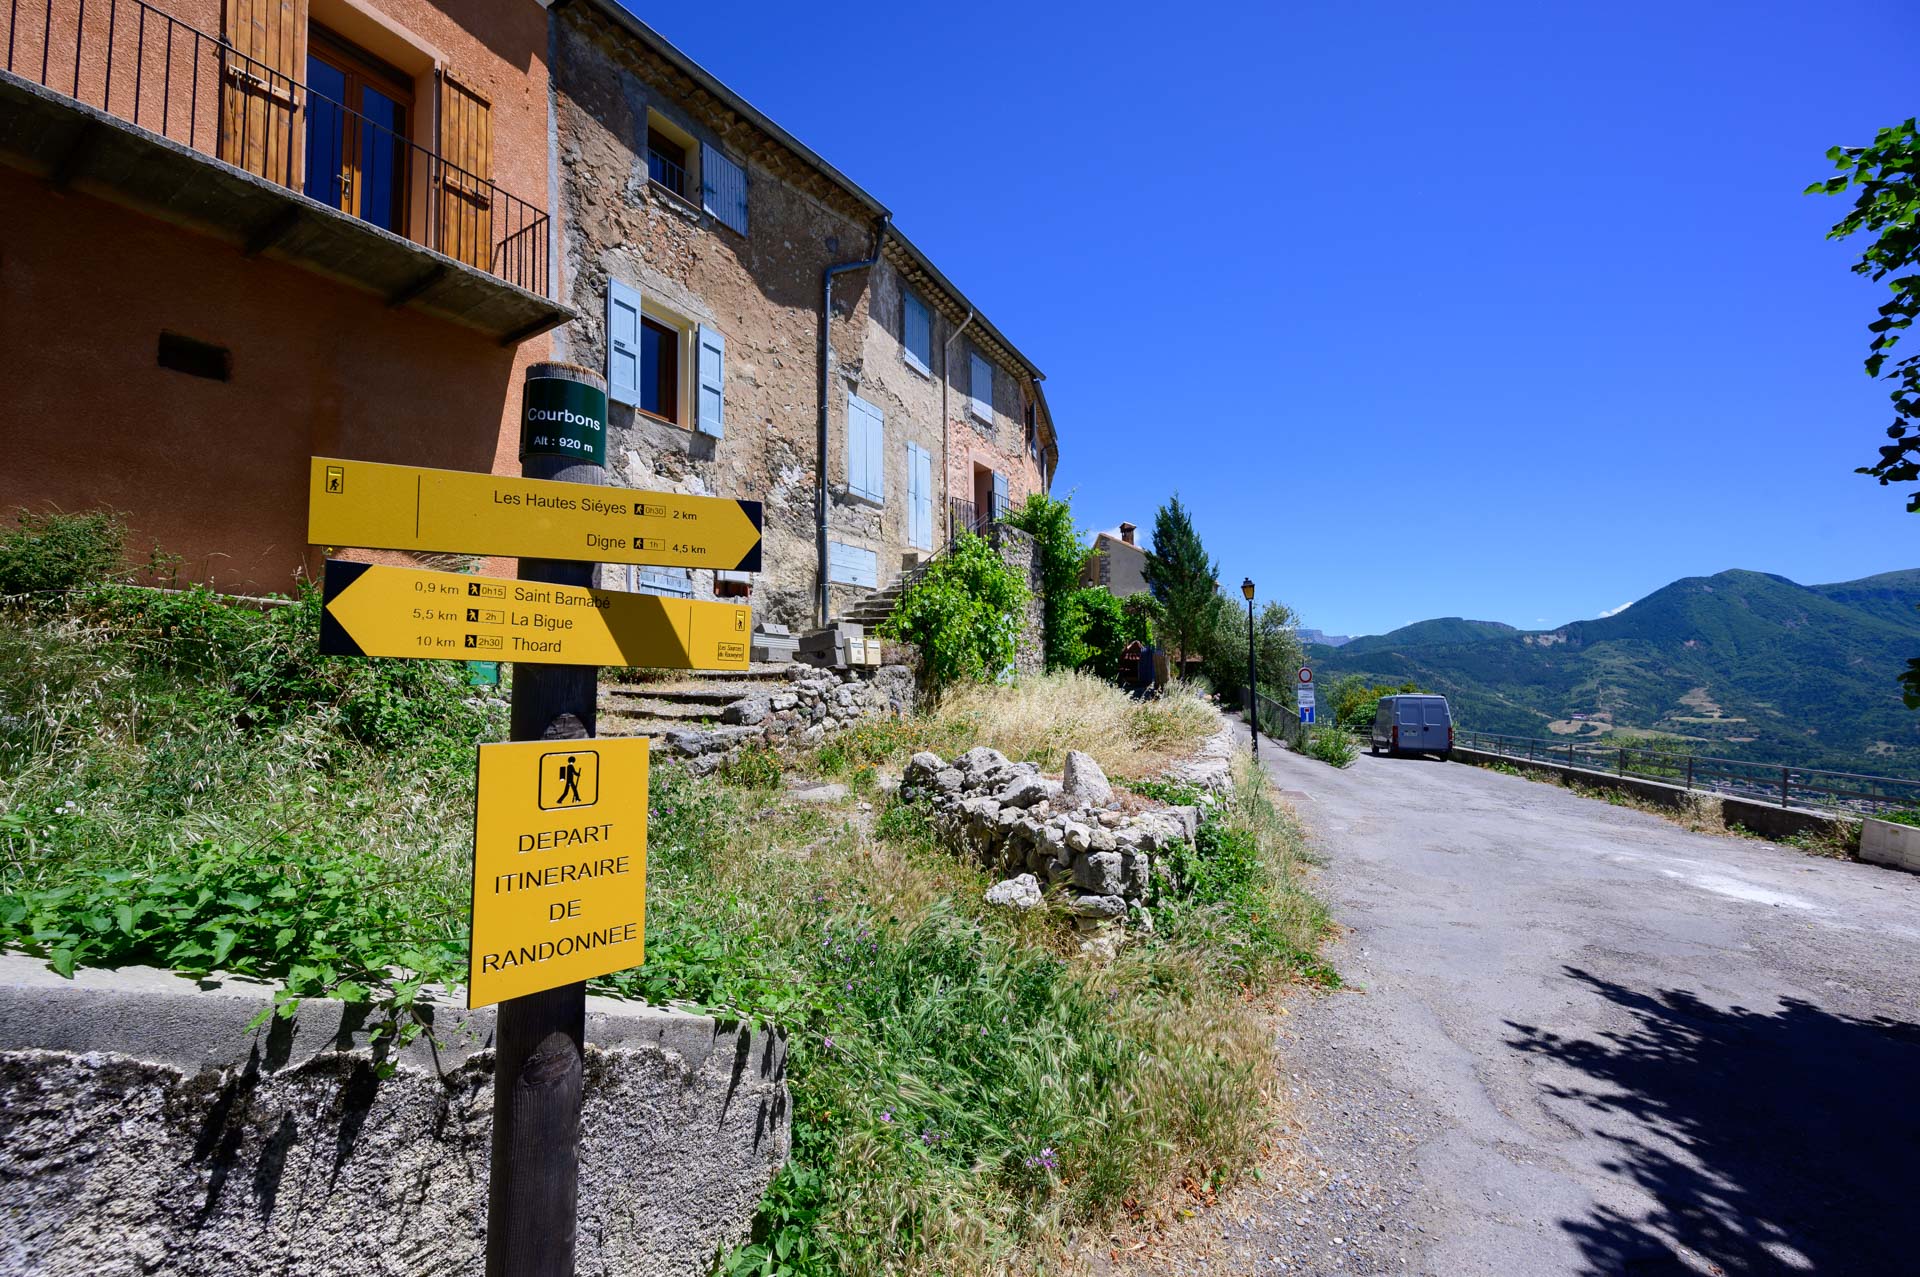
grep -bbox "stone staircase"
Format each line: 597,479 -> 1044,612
598,665 -> 793,740
840,555 -> 939,630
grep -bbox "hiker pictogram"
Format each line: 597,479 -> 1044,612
538,749 -> 599,810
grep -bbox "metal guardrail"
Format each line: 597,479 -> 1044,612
1455,730 -> 1920,816
646,147 -> 688,201
4,0 -> 552,296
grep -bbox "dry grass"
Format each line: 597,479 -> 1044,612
926,671 -> 1219,779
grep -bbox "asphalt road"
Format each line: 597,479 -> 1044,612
1249,738 -> 1920,1276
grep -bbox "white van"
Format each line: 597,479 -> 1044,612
1371,694 -> 1454,758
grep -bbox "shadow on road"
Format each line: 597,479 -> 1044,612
1505,967 -> 1920,1276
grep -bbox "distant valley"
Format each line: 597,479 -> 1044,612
1304,569 -> 1920,777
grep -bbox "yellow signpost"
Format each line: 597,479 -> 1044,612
319,560 -> 751,669
308,456 -> 763,571
469,737 -> 649,1009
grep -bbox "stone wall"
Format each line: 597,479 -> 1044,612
650,662 -> 917,773
985,524 -> 1047,678
0,957 -> 786,1276
901,740 -> 1229,951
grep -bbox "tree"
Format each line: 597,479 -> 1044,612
1199,597 -> 1304,706
1003,492 -> 1095,670
1142,495 -> 1220,675
1811,119 -> 1920,703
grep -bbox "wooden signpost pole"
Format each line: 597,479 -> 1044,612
487,362 -> 608,1277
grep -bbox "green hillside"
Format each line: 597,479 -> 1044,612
1307,569 -> 1920,776
1337,617 -> 1519,656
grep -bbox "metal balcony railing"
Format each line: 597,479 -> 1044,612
3,0 -> 551,297
646,146 -> 688,200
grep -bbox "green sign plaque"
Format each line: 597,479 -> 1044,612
520,368 -> 608,467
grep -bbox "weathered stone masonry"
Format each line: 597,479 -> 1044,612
549,1 -> 1058,629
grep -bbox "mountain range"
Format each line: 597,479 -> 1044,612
1303,569 -> 1920,777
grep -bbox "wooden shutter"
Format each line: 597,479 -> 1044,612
970,352 -> 993,421
701,143 -> 748,235
219,0 -> 308,184
829,542 -> 878,588
903,294 -> 931,372
907,443 -> 932,550
606,279 -> 641,407
848,395 -> 883,502
437,73 -> 493,270
991,472 -> 1008,522
696,325 -> 726,438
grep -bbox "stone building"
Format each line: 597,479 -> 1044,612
1083,523 -> 1150,597
548,2 -> 1058,629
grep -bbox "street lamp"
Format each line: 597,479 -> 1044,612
1241,577 -> 1257,759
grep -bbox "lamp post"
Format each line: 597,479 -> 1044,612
1241,577 -> 1257,759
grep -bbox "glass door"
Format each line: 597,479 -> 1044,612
303,29 -> 412,235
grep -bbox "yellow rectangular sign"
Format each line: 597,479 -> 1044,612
469,737 -> 648,1008
319,561 -> 751,669
308,456 -> 763,571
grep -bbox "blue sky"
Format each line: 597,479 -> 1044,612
633,1 -> 1918,638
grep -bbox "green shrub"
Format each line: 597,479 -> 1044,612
880,533 -> 1029,692
720,743 -> 783,790
0,508 -> 130,598
1061,586 -> 1151,682
1305,728 -> 1357,767
1002,493 -> 1094,671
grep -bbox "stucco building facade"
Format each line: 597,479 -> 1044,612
0,0 -> 570,592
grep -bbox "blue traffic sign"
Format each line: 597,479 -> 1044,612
1300,705 -> 1315,724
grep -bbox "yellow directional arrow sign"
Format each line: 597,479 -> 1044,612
319,561 -> 751,670
309,457 -> 763,571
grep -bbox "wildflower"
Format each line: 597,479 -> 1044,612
1023,1146 -> 1058,1171
822,1035 -> 835,1051
879,1109 -> 893,1123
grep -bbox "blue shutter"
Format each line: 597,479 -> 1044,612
907,443 -> 933,550
828,542 -> 878,588
701,144 -> 748,235
991,471 -> 1008,522
970,352 -> 993,421
696,325 -> 725,438
607,279 -> 641,407
903,293 -> 931,372
848,395 -> 884,502
632,565 -> 694,598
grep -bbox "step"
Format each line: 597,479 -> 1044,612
596,698 -> 723,722
604,685 -> 745,707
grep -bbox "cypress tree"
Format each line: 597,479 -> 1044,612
1143,494 -> 1221,676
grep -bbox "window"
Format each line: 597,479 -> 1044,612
969,351 -> 993,422
903,293 -> 932,374
829,542 -> 878,588
640,316 -> 680,423
646,127 -> 690,200
304,27 -> 412,235
1024,396 -> 1039,461
847,395 -> 884,503
702,144 -> 749,235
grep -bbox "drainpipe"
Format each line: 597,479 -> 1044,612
818,216 -> 891,627
940,307 -> 976,539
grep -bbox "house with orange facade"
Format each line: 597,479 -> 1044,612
0,0 -> 569,592
0,0 -> 1060,622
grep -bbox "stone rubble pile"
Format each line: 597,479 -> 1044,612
657,664 -> 916,774
901,746 -> 1206,937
